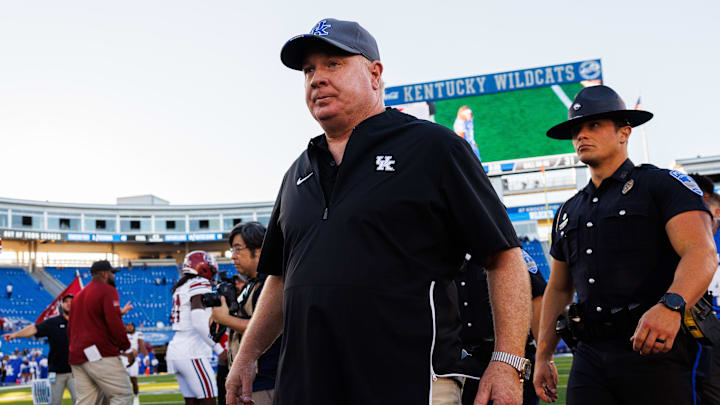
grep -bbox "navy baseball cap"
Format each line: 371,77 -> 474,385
281,18 -> 380,71
90,260 -> 119,274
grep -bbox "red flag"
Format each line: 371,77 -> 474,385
35,276 -> 83,324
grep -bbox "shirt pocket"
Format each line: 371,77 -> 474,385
601,202 -> 652,253
558,219 -> 579,265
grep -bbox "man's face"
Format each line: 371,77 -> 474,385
231,234 -> 259,277
126,323 -> 135,334
302,50 -> 379,127
61,298 -> 72,314
105,271 -> 116,287
571,119 -> 629,167
460,108 -> 473,121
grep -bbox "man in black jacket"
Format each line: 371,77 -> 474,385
226,18 -> 531,405
4,294 -> 77,405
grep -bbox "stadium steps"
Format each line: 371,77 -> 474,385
25,266 -> 65,297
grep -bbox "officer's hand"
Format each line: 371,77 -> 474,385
631,303 -> 682,355
212,296 -> 231,325
219,349 -> 228,363
226,355 -> 257,405
533,358 -> 558,402
2,333 -> 15,342
474,361 -> 523,405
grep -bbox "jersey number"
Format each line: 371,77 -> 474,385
171,295 -> 181,324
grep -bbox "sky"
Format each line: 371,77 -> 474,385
1,1 -> 718,205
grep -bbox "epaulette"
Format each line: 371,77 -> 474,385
637,163 -> 659,170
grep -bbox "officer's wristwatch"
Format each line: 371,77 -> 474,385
659,293 -> 686,314
490,351 -> 532,381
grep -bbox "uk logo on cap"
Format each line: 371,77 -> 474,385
310,20 -> 332,36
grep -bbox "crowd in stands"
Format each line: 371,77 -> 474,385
0,348 -> 48,384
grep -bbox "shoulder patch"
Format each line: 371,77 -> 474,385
521,250 -> 538,274
668,170 -> 703,196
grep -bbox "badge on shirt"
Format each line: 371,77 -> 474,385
622,179 -> 634,195
521,250 -> 538,274
558,218 -> 569,231
668,170 -> 703,196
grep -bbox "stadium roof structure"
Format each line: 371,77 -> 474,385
0,196 -> 275,244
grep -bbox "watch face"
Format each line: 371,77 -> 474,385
664,294 -> 684,310
522,360 -> 532,381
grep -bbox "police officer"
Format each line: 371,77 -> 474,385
533,85 -> 717,404
459,250 -> 548,405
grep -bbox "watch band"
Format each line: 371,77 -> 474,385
490,351 -> 531,380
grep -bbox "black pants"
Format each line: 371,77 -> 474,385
696,344 -> 720,405
567,334 -> 699,405
216,361 -> 228,405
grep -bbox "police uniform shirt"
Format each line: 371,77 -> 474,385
457,252 -> 547,346
550,159 -> 710,321
259,108 -> 520,404
34,315 -> 71,374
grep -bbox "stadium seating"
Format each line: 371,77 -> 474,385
45,265 -> 180,328
218,263 -> 237,278
0,267 -> 55,355
522,240 -> 550,280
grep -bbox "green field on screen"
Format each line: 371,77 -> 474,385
434,83 -> 583,162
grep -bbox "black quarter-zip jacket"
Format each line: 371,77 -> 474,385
258,108 -> 520,405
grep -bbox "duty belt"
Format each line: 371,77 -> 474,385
563,302 -> 649,343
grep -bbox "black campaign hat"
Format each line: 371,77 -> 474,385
281,18 -> 380,71
547,85 -> 653,139
90,260 -> 118,274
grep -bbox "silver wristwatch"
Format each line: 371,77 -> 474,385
490,351 -> 532,381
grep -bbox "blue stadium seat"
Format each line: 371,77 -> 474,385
0,267 -> 55,355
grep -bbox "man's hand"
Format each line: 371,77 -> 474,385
121,302 -> 133,315
474,361 -> 523,405
211,296 -> 232,325
226,357 -> 257,405
219,350 -> 228,363
2,333 -> 16,342
533,358 -> 559,402
631,303 -> 683,355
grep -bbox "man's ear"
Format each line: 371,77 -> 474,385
619,126 -> 631,144
369,61 -> 383,90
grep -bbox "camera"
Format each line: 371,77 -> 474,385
202,280 -> 240,315
201,272 -> 242,342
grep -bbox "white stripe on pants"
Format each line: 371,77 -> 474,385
71,356 -> 133,405
167,357 -> 217,399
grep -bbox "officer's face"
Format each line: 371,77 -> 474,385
302,48 -> 382,129
571,119 -> 629,166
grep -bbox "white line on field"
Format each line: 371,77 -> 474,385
551,85 -> 573,109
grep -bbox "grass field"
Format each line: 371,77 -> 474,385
0,374 -> 185,405
0,356 -> 573,404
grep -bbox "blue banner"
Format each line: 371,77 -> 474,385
506,203 -> 563,222
384,59 -> 602,106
